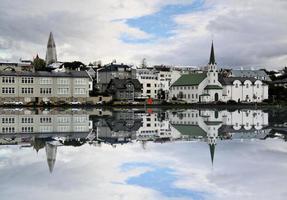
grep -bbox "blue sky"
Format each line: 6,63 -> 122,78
122,0 -> 206,43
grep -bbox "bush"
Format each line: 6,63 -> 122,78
227,100 -> 237,104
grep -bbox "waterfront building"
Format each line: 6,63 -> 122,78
169,42 -> 269,103
45,32 -> 57,66
106,78 -> 142,101
229,69 -> 271,82
136,68 -> 159,99
96,63 -> 136,93
0,71 -> 90,105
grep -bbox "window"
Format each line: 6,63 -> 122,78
75,79 -> 86,85
22,127 -> 34,133
57,116 -> 70,123
40,88 -> 52,94
246,84 -> 249,88
74,88 -> 86,94
235,83 -> 238,88
2,117 -> 15,123
21,88 -> 33,94
257,84 -> 259,88
40,126 -> 52,132
2,127 -> 15,133
21,77 -> 34,84
39,78 -> 52,84
2,77 -> 15,83
73,116 -> 87,123
57,88 -> 69,94
57,78 -> 69,85
21,117 -> 33,123
40,117 -> 52,123
147,90 -> 151,93
147,83 -> 151,87
1,87 -> 15,94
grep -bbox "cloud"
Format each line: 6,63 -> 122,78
0,0 -> 286,68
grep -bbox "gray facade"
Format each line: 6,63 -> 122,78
106,79 -> 142,101
97,64 -> 136,92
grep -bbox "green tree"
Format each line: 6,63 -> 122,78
32,55 -> 46,71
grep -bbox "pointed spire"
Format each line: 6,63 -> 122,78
208,41 -> 216,65
47,32 -> 56,48
45,143 -> 57,173
209,143 -> 216,165
45,32 -> 57,66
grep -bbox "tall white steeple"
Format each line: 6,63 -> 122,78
45,32 -> 57,66
207,41 -> 218,84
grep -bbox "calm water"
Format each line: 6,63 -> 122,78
0,107 -> 286,200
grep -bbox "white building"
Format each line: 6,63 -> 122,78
169,42 -> 268,103
136,68 -> 159,99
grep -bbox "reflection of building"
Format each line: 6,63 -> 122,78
96,111 -> 142,145
45,142 -> 57,173
0,109 -> 91,134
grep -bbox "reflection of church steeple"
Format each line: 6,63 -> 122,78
45,142 -> 57,173
209,143 -> 216,165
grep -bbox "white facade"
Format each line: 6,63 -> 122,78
136,68 -> 159,99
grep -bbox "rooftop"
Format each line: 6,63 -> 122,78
172,73 -> 207,86
0,70 -> 90,78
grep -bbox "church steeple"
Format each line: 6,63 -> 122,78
208,41 -> 216,65
45,32 -> 57,66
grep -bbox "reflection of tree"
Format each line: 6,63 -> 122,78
31,138 -> 46,152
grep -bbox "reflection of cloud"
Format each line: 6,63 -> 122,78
123,162 -> 207,199
0,140 -> 286,200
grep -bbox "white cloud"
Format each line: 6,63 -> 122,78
0,0 -> 286,68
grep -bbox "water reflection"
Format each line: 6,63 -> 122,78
0,108 -> 287,199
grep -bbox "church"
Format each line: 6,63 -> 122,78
169,42 -> 269,103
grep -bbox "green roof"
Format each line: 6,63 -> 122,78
204,85 -> 223,90
172,73 -> 207,86
172,124 -> 206,138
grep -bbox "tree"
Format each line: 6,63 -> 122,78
140,58 -> 147,68
32,55 -> 46,71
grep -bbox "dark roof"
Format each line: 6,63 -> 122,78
0,70 -> 90,78
209,41 -> 216,65
99,64 -> 132,72
107,79 -> 142,91
272,78 -> 287,84
219,76 -> 259,85
172,73 -> 207,86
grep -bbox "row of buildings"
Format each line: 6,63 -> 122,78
0,32 -> 271,105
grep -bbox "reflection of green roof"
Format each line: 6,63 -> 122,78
200,94 -> 210,96
204,121 -> 222,125
172,73 -> 207,86
204,85 -> 223,90
172,124 -> 206,137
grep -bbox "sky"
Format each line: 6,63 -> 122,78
1,139 -> 287,200
0,0 -> 287,69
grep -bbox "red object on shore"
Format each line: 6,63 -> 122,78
147,98 -> 153,105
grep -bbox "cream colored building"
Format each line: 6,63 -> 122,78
0,71 -> 90,105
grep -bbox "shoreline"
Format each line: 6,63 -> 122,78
0,102 -> 285,109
